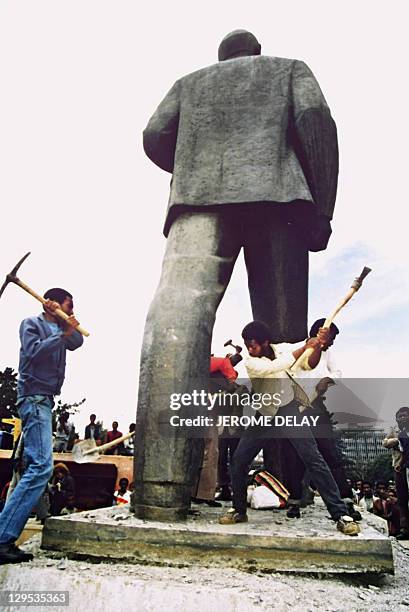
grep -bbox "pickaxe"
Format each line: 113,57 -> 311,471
0,252 -> 90,337
290,266 -> 371,373
287,267 -> 372,405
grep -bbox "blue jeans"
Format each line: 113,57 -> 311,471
0,395 -> 54,544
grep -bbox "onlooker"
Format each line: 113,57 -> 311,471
122,423 -> 135,456
358,481 -> 378,512
373,482 -> 388,519
49,463 -> 76,516
385,491 -> 401,536
113,478 -> 132,505
383,407 -> 409,539
84,414 -> 102,444
53,412 -> 75,452
352,480 -> 362,503
105,422 -> 123,455
375,481 -> 388,500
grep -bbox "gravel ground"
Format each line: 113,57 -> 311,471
0,533 -> 408,612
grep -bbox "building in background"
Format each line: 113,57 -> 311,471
340,428 -> 388,465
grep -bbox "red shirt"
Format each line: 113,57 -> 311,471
210,357 -> 238,382
106,430 -> 123,443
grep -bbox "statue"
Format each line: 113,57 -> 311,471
133,29 -> 339,520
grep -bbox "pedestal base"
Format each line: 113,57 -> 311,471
41,502 -> 394,574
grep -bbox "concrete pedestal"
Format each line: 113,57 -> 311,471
41,502 -> 394,574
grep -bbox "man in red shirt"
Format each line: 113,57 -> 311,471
193,353 -> 243,506
209,356 -> 238,383
105,422 -> 123,455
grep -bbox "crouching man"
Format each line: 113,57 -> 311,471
218,321 -> 360,536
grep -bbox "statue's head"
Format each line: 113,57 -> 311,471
218,30 -> 261,62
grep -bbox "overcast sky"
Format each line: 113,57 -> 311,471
1,1 -> 408,433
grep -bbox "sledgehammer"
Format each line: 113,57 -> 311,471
0,252 -> 90,337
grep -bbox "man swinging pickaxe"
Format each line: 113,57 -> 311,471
0,252 -> 89,336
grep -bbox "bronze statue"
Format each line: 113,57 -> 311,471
133,29 -> 339,520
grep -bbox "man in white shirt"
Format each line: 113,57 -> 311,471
53,412 -> 74,452
358,481 -> 378,512
219,320 -> 359,536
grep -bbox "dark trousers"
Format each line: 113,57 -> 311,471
283,434 -> 354,501
395,468 -> 409,533
231,402 -> 347,519
134,205 -> 309,515
218,437 -> 240,488
281,403 -> 353,501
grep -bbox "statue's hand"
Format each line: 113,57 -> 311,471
307,215 -> 332,252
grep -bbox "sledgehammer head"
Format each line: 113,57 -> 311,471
0,252 -> 31,300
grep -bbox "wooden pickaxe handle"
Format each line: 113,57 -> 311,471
289,266 -> 371,373
83,431 -> 134,457
12,277 -> 90,337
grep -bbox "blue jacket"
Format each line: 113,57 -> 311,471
17,313 -> 83,397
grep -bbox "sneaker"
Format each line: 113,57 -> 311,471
219,508 -> 248,525
336,515 -> 360,536
286,504 -> 301,519
0,543 -> 34,565
396,531 -> 409,541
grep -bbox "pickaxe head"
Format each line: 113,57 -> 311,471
0,252 -> 31,300
351,266 -> 372,291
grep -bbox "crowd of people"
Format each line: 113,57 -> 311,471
351,479 -> 401,536
52,413 -> 136,457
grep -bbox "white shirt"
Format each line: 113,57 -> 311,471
114,490 -> 131,505
55,420 -> 74,442
358,495 -> 378,512
277,342 -> 341,403
244,345 -> 296,416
